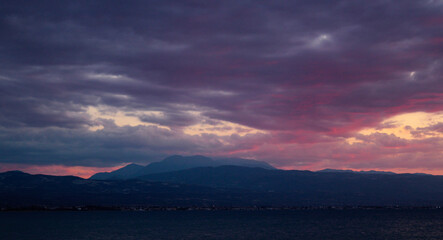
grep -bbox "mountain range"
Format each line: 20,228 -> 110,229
90,155 -> 275,180
1,155 -> 443,208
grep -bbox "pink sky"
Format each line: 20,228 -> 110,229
0,1 -> 442,177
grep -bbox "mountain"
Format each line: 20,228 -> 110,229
2,167 -> 443,208
91,163 -> 144,180
139,166 -> 443,206
213,157 -> 275,169
90,155 -> 275,180
0,171 -> 251,208
317,169 -> 396,175
317,169 -> 431,176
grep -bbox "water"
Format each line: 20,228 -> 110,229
1,209 -> 442,240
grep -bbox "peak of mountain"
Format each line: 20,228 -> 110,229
0,170 -> 29,180
1,170 -> 28,175
146,155 -> 218,172
91,163 -> 144,180
90,155 -> 276,180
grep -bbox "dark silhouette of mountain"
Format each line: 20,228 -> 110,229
139,166 -> 443,206
212,157 -> 275,169
0,171 -> 254,207
90,155 -> 275,180
91,163 -> 144,180
317,169 -> 431,176
317,169 -> 396,175
2,167 -> 443,208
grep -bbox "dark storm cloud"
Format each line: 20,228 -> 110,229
0,123 -> 270,166
138,111 -> 199,128
0,0 -> 442,167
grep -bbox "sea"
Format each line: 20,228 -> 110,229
1,209 -> 442,239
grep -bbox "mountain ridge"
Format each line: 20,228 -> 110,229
90,155 -> 275,180
2,166 -> 443,207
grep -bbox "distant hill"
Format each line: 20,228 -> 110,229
317,169 -> 431,176
2,167 -> 443,208
0,171 -> 248,207
139,166 -> 443,206
317,169 -> 396,175
90,155 -> 275,180
90,163 -> 145,180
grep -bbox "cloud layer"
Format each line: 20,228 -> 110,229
0,0 -> 442,175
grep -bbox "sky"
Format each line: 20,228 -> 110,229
0,0 -> 442,177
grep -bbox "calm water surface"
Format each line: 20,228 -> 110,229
0,209 -> 442,240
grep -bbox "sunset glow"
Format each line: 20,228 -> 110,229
0,0 -> 442,177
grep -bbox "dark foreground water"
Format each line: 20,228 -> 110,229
1,209 -> 442,240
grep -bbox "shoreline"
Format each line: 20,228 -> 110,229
1,205 -> 442,212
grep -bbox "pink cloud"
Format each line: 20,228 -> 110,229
0,163 -> 126,178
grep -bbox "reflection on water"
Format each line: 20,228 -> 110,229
1,209 -> 442,240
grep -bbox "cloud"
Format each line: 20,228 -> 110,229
0,0 -> 442,173
0,122 -> 272,167
138,111 -> 199,128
